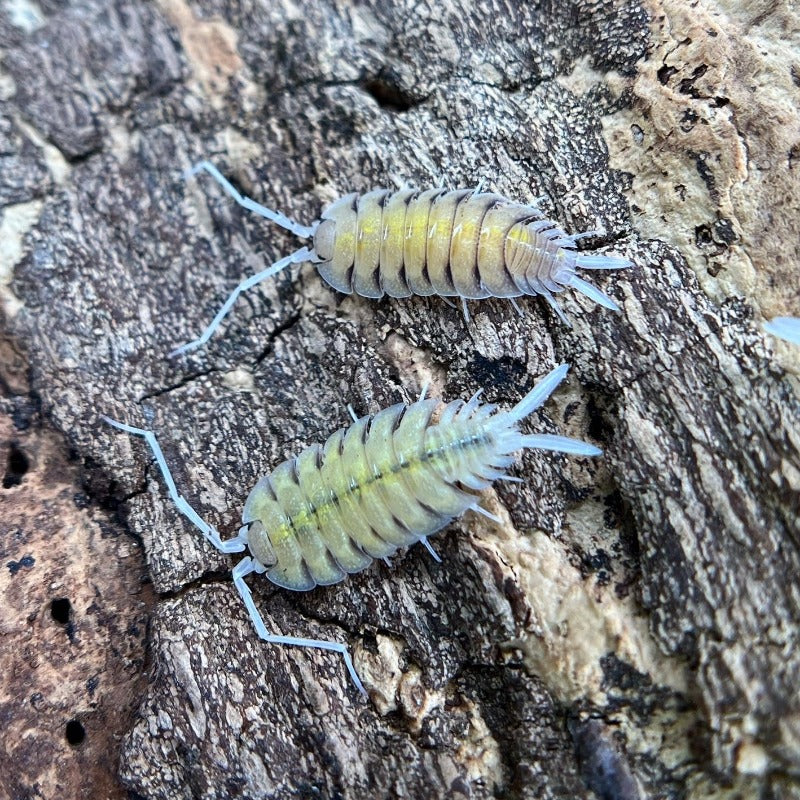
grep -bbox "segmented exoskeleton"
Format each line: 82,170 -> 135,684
171,162 -> 634,357
104,364 -> 601,695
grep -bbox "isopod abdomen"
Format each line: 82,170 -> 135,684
171,163 -> 634,357
103,364 -> 601,695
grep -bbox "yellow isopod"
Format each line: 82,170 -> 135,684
171,162 -> 634,357
103,364 -> 601,695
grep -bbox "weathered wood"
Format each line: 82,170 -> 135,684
2,0 -> 799,798
0,326 -> 153,800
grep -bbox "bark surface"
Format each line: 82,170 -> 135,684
1,1 -> 798,799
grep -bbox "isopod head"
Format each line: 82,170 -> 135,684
313,193 -> 360,295
241,477 -> 279,569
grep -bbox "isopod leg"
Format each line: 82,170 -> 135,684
471,503 -> 503,524
186,161 -> 317,239
540,288 -> 572,327
518,433 -> 602,457
232,557 -> 367,697
499,364 -> 569,425
575,254 -> 635,270
457,388 -> 484,420
508,297 -> 524,317
169,246 -> 312,358
561,229 -> 604,245
419,536 -> 442,563
460,297 -> 471,323
102,417 -> 246,554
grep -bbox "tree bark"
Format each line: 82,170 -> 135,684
1,0 -> 798,798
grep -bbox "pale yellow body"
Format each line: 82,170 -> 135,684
312,188 -> 580,301
242,397 -> 509,591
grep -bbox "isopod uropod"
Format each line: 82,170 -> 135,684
170,162 -> 634,357
104,364 -> 601,695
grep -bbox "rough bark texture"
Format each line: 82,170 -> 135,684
1,0 -> 798,799
0,327 -> 154,800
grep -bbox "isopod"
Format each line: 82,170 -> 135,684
104,364 -> 601,695
170,162 -> 634,357
764,316 -> 800,345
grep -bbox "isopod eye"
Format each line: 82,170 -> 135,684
247,520 -> 277,568
312,219 -> 336,262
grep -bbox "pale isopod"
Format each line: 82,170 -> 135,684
764,316 -> 800,345
170,162 -> 634,357
104,364 -> 601,695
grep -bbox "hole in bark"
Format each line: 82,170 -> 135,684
586,397 -> 608,442
360,77 -> 414,112
677,63 -> 709,96
3,443 -> 29,488
695,224 -> 714,248
657,64 -> 677,84
65,719 -> 85,746
51,598 -> 71,624
7,554 -> 35,575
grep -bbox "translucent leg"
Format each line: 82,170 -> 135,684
346,403 -> 359,423
419,536 -> 442,563
461,297 -> 471,323
102,417 -> 246,554
232,557 -> 367,697
508,297 -> 524,317
417,381 -> 430,402
457,388 -> 484,421
471,403 -> 498,423
561,229 -> 605,245
575,254 -> 634,270
540,288 -> 572,327
169,246 -> 312,357
500,363 -> 569,425
186,161 -> 317,239
764,316 -> 800,345
471,503 -> 503,524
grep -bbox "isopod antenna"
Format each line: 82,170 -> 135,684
186,161 -> 316,238
170,162 -> 318,358
102,415 -> 368,697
